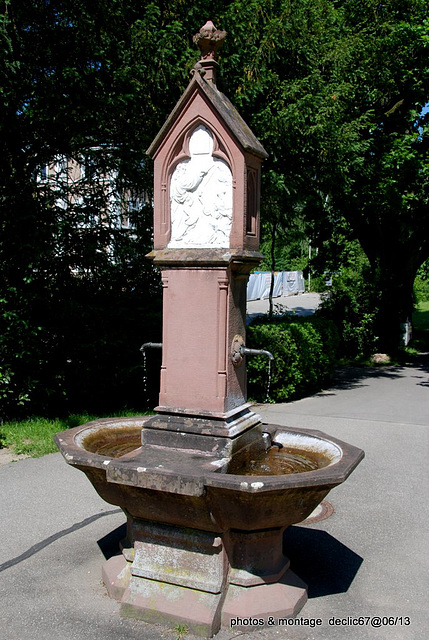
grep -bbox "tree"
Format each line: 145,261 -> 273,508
324,0 -> 429,350
218,0 -> 428,351
215,0 -> 349,317
1,0 -> 428,419
0,0 -> 189,417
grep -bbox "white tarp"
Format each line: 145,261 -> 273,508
247,271 -> 305,300
283,271 -> 305,295
246,273 -> 264,300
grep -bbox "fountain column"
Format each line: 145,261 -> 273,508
144,21 -> 268,455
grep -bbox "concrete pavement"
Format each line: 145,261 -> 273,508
1,355 -> 428,640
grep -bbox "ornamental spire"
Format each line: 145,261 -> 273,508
192,21 -> 226,83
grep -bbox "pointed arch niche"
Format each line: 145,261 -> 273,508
148,72 -> 267,252
168,124 -> 233,248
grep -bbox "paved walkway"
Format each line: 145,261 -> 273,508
247,292 -> 321,321
1,356 -> 428,640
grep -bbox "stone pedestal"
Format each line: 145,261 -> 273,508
143,251 -> 263,455
157,265 -> 246,417
102,519 -> 307,636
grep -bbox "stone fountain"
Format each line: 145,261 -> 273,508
55,22 -> 364,637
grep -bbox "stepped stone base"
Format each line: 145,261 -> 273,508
102,520 -> 307,637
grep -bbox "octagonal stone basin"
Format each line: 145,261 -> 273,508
54,416 -> 364,533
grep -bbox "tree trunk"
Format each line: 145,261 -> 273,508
268,219 -> 278,320
372,261 -> 416,352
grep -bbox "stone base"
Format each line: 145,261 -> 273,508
102,521 -> 308,637
103,554 -> 131,601
120,576 -> 224,637
103,554 -> 224,636
221,570 -> 307,627
142,405 -> 263,455
103,555 -> 307,636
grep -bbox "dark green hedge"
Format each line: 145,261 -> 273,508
246,316 -> 339,403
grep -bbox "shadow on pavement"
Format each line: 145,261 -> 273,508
98,522 -> 127,560
317,353 -> 429,394
324,366 -> 404,392
284,525 -> 364,598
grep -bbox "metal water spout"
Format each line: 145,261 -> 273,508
262,431 -> 284,451
230,335 -> 274,402
240,345 -> 274,361
231,334 -> 273,367
140,342 -> 163,352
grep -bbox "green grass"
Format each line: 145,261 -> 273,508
413,300 -> 429,331
0,410 -> 147,458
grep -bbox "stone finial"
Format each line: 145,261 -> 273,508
193,21 -> 226,68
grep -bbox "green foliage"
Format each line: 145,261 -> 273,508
246,316 -> 339,403
318,267 -> 380,359
416,257 -> 429,281
411,300 -> 429,351
222,0 -> 429,350
174,624 -> 189,640
414,259 -> 429,303
413,300 -> 429,330
317,0 -> 429,349
1,0 -> 172,420
0,417 -> 72,457
1,0 -> 428,421
414,277 -> 429,304
259,208 -> 309,273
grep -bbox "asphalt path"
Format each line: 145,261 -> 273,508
1,354 -> 428,640
247,292 -> 321,322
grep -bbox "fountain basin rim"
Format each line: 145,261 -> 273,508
54,416 -> 151,469
74,417 -> 150,449
272,431 -> 342,463
54,418 -> 364,496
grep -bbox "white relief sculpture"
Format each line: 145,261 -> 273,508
168,125 -> 233,248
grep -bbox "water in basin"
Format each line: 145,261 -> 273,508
82,426 -> 142,458
227,445 -> 331,475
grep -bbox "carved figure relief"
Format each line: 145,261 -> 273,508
168,125 -> 233,248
